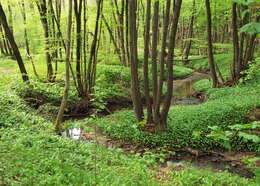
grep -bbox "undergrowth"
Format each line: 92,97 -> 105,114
91,81 -> 260,153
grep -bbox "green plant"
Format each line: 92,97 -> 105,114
91,81 -> 260,152
193,79 -> 212,91
194,122 -> 260,151
240,57 -> 260,83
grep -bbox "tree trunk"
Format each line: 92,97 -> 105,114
183,0 -> 195,61
205,0 -> 218,88
160,0 -> 182,129
154,0 -> 171,124
87,0 -> 103,94
0,3 -> 29,82
20,1 -> 39,78
151,2 -> 159,120
143,0 -> 152,123
231,2 -> 240,82
128,0 -> 143,122
74,0 -> 84,96
55,0 -> 73,133
36,0 -> 54,82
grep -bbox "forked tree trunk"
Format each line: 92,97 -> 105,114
160,0 -> 182,129
154,0 -> 171,124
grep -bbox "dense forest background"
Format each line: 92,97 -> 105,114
0,0 -> 260,185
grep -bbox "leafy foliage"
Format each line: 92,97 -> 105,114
193,79 -> 212,91
91,81 -> 260,152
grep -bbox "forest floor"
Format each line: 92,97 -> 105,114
0,66 -> 13,73
0,57 -> 259,185
63,123 -> 258,179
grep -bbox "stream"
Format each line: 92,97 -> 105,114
61,72 -> 256,178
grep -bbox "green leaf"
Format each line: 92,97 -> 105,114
240,22 -> 260,35
238,132 -> 260,143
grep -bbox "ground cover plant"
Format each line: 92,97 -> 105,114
0,90 -> 257,185
91,81 -> 260,153
0,0 -> 260,185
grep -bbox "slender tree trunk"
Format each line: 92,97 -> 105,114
205,0 -> 218,88
183,0 -> 195,61
244,15 -> 260,67
160,0 -> 182,129
125,0 -> 130,64
55,0 -> 73,133
36,0 -> 54,82
231,2 -> 240,82
21,1 -> 39,78
0,3 -> 29,82
102,14 -> 122,63
151,2 -> 159,120
87,0 -> 103,94
0,22 -> 9,55
74,0 -> 84,96
128,0 -> 143,121
143,0 -> 152,123
154,0 -> 171,124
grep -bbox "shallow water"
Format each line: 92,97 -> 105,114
62,128 -> 81,140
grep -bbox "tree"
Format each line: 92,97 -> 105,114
36,0 -> 54,82
159,0 -> 182,129
205,0 -> 218,88
55,0 -> 73,133
143,0 -> 152,123
0,3 -> 29,82
128,0 -> 144,122
128,0 -> 182,131
20,0 -> 38,78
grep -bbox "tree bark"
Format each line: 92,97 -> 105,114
55,0 -> 73,133
36,0 -> 54,82
151,2 -> 159,120
87,0 -> 103,94
143,0 -> 152,123
231,2 -> 240,82
0,3 -> 29,82
128,0 -> 143,121
183,0 -> 195,61
154,0 -> 171,124
74,0 -> 84,96
205,0 -> 218,88
20,1 -> 39,78
160,0 -> 182,128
